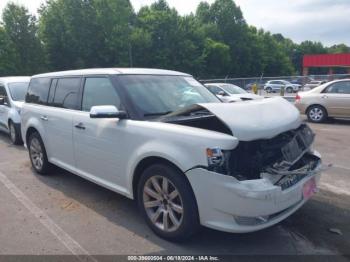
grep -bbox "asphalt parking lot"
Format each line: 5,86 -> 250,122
0,118 -> 349,259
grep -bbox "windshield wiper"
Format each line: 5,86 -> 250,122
144,111 -> 173,117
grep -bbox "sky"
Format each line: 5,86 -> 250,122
0,0 -> 349,46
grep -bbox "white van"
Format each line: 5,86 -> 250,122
0,77 -> 30,144
21,68 -> 322,241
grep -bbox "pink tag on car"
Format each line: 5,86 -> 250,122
303,177 -> 317,199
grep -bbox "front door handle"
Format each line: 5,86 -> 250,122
40,116 -> 48,121
74,123 -> 86,130
322,95 -> 328,99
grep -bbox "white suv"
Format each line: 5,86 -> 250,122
21,68 -> 322,241
0,77 -> 30,144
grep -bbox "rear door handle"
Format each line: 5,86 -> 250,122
74,123 -> 86,130
40,116 -> 48,121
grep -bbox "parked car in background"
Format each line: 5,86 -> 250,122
0,77 -> 30,144
264,80 -> 301,93
295,79 -> 350,122
22,68 -> 322,241
304,81 -> 326,90
204,83 -> 262,102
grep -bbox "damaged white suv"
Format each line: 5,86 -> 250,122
21,69 -> 322,241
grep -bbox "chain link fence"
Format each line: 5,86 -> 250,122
200,73 -> 350,95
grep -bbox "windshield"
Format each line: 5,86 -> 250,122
8,82 -> 29,101
117,75 -> 219,118
220,84 -> 246,94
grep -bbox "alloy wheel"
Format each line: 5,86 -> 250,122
30,137 -> 44,170
143,175 -> 184,232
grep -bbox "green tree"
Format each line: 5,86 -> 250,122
328,44 -> 350,54
0,26 -> 18,76
132,0 -> 205,76
39,0 -> 134,69
201,38 -> 231,78
2,3 -> 45,75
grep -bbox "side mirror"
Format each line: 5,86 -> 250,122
0,97 -> 4,105
89,105 -> 127,119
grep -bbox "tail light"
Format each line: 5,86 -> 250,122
295,93 -> 301,102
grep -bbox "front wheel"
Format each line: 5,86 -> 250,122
307,105 -> 327,123
265,87 -> 272,93
28,132 -> 52,175
9,121 -> 23,145
137,164 -> 199,241
286,87 -> 293,93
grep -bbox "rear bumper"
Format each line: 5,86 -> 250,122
185,153 -> 322,233
294,102 -> 308,114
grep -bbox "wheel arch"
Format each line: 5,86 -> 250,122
305,104 -> 328,116
25,126 -> 40,145
131,156 -> 195,202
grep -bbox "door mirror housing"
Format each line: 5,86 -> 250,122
89,105 -> 127,119
0,97 -> 4,105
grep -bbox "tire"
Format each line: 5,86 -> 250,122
28,131 -> 52,175
307,105 -> 327,123
137,164 -> 199,241
286,87 -> 293,93
9,121 -> 23,145
266,87 -> 272,93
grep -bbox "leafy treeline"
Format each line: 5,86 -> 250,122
0,0 -> 349,78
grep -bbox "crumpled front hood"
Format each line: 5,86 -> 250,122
198,97 -> 301,141
227,93 -> 263,102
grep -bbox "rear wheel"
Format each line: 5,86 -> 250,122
286,87 -> 293,93
28,132 -> 52,175
307,105 -> 327,123
9,121 -> 22,145
137,164 -> 199,241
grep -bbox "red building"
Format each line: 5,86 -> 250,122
303,53 -> 350,75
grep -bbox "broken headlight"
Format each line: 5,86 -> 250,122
206,148 -> 231,174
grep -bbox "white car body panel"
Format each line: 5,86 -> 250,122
199,97 -> 301,141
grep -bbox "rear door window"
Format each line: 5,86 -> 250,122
52,78 -> 81,110
325,81 -> 350,94
26,78 -> 51,105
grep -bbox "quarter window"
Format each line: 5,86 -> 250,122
26,78 -> 51,105
82,77 -> 121,112
52,78 -> 81,110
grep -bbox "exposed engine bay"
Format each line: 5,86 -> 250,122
224,124 -> 317,180
160,103 -> 320,189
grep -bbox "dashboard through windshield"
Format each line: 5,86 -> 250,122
117,75 -> 220,119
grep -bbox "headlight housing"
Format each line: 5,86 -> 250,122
206,147 -> 230,174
